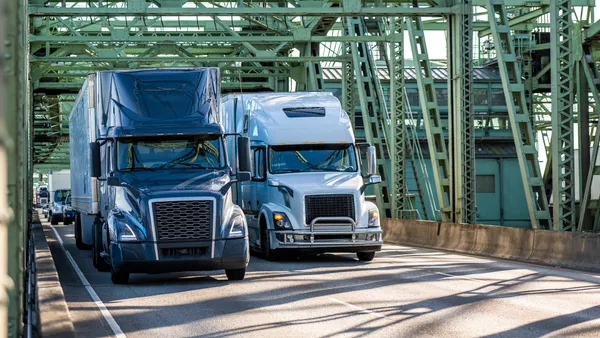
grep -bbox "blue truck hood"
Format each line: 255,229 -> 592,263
116,169 -> 230,195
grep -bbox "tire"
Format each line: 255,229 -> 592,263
74,214 -> 90,250
50,215 -> 58,225
260,222 -> 275,261
92,221 -> 110,272
110,260 -> 129,284
225,268 -> 245,281
64,218 -> 72,225
357,252 -> 376,262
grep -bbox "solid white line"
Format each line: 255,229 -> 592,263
49,225 -> 127,338
329,297 -> 387,319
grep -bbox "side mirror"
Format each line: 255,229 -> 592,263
89,142 -> 101,178
369,175 -> 382,184
366,146 -> 377,177
237,136 -> 251,174
107,176 -> 121,186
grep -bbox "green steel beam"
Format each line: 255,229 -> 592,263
449,0 -> 476,223
29,35 -> 397,43
550,0 -> 576,231
28,6 -> 453,17
390,16 -> 408,218
0,0 -> 8,333
477,6 -> 550,37
578,55 -> 600,231
30,56 -> 348,62
347,17 -> 393,218
486,0 -> 551,229
407,16 -> 452,222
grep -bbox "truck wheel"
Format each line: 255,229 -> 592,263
225,268 -> 245,281
110,261 -> 129,284
260,222 -> 275,261
356,252 -> 376,262
50,215 -> 59,225
64,218 -> 72,225
92,223 -> 110,272
74,214 -> 90,250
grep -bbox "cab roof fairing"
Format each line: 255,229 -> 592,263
232,92 -> 355,146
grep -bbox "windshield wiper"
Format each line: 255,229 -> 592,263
122,167 -> 160,172
171,163 -> 210,169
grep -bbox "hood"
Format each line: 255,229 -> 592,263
270,172 -> 362,195
116,169 -> 230,195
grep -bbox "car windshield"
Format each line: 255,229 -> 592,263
269,144 -> 358,174
117,135 -> 225,170
54,190 -> 70,203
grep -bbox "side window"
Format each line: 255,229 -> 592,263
252,147 -> 265,181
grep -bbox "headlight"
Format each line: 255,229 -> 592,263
228,214 -> 246,239
368,209 -> 380,228
117,223 -> 137,242
52,205 -> 61,212
273,212 -> 292,230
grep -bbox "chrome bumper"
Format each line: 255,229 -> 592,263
273,217 -> 383,248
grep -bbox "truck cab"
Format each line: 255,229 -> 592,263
223,92 -> 383,261
50,189 -> 71,225
69,68 -> 252,284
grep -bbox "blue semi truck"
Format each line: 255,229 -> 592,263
69,68 -> 252,284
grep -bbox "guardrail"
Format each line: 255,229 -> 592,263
382,219 -> 600,272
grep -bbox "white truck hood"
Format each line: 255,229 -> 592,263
269,172 -> 363,194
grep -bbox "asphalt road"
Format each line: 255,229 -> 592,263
42,213 -> 600,338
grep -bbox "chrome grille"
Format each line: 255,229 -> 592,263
153,200 -> 212,241
305,194 -> 355,224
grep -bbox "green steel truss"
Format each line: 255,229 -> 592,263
449,0 -> 476,224
550,0 -> 576,231
346,16 -> 393,218
389,16 -> 410,219
407,16 -> 452,222
486,0 -> 551,229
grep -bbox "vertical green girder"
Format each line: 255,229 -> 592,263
449,1 -> 476,223
486,0 -> 551,229
577,55 -> 600,232
5,0 -> 26,336
406,16 -> 452,222
342,42 -> 355,125
0,0 -> 9,335
550,0 -> 576,231
346,16 -> 392,218
390,16 -> 408,218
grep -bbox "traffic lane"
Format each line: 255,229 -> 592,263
49,221 -> 600,337
40,214 -> 118,338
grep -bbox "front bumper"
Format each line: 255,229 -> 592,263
272,217 -> 383,252
110,237 -> 249,273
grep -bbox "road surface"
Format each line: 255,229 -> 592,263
42,213 -> 600,337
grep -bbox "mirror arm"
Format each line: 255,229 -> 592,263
219,179 -> 238,195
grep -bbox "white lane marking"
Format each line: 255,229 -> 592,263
49,225 -> 127,338
432,271 -> 484,283
329,297 -> 387,319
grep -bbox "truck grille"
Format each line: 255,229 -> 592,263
153,200 -> 213,241
305,194 -> 355,224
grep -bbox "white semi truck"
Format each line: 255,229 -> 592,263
47,169 -> 71,225
222,92 -> 383,261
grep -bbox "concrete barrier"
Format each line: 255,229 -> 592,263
383,218 -> 600,272
473,225 -> 534,261
382,219 -> 436,247
434,222 -> 478,253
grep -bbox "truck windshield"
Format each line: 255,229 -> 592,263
117,136 -> 225,170
269,144 -> 358,174
54,190 -> 70,203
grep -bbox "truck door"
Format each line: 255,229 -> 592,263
244,146 -> 266,243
